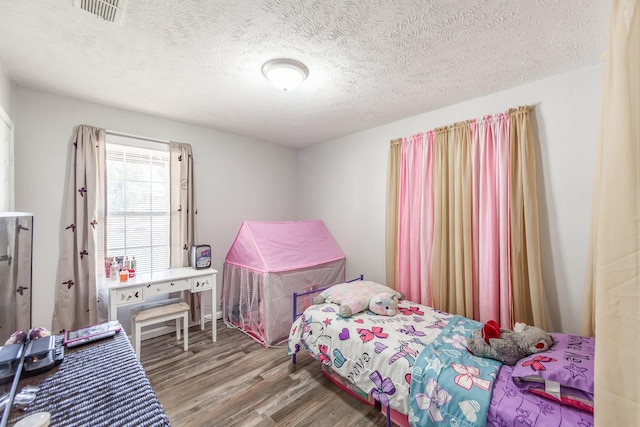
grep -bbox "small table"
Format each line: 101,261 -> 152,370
4,331 -> 170,426
105,267 -> 218,342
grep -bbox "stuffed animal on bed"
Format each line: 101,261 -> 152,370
312,281 -> 403,317
368,292 -> 400,316
466,320 -> 554,366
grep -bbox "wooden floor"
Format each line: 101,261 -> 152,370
141,320 -> 397,427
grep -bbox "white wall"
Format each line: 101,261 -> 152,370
11,64 -> 601,335
299,64 -> 602,334
14,87 -> 299,331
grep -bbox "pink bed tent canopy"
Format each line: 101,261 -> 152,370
222,220 -> 346,347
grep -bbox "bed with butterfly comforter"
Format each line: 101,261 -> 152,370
288,298 -> 595,427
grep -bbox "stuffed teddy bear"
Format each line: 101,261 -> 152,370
312,280 -> 403,317
466,320 -> 554,366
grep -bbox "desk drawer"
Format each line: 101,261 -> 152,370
192,275 -> 213,291
143,278 -> 191,297
116,287 -> 143,305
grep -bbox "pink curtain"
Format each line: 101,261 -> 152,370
476,114 -> 512,326
393,109 -> 531,327
478,116 -> 499,322
397,133 -> 433,305
420,131 -> 435,307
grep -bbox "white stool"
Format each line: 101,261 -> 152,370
130,298 -> 190,360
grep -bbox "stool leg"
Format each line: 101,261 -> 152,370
135,321 -> 141,360
176,318 -> 181,341
130,323 -> 135,353
183,311 -> 189,352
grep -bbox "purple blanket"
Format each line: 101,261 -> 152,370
487,364 -> 594,427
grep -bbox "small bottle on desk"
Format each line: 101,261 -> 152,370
110,260 -> 119,281
120,267 -> 129,282
129,256 -> 136,278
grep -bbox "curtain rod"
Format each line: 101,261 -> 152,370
389,104 -> 535,145
106,130 -> 169,145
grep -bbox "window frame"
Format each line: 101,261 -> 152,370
105,134 -> 171,275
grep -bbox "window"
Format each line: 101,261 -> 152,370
106,134 -> 170,274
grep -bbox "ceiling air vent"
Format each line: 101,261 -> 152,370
74,0 -> 128,26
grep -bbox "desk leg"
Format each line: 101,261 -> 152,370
200,292 -> 205,331
212,280 -> 217,343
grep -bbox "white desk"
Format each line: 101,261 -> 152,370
105,267 -> 218,342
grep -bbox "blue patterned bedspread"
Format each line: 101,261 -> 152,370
409,315 -> 502,427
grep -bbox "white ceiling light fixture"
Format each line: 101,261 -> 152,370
262,59 -> 309,91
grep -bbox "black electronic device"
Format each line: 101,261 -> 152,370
0,343 -> 23,385
22,335 -> 64,377
190,244 -> 212,269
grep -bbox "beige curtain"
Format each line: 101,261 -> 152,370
52,125 -> 106,332
430,123 -> 474,317
509,107 -> 548,330
169,141 -> 201,322
385,139 -> 402,288
581,0 -> 639,423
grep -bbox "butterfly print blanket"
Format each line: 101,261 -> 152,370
288,301 -> 453,416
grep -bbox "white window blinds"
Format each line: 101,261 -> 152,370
106,135 -> 170,274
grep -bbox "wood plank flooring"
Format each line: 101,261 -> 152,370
141,320 -> 397,427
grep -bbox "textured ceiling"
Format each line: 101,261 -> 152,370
0,0 -> 609,147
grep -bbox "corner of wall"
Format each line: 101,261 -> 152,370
0,61 -> 15,120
